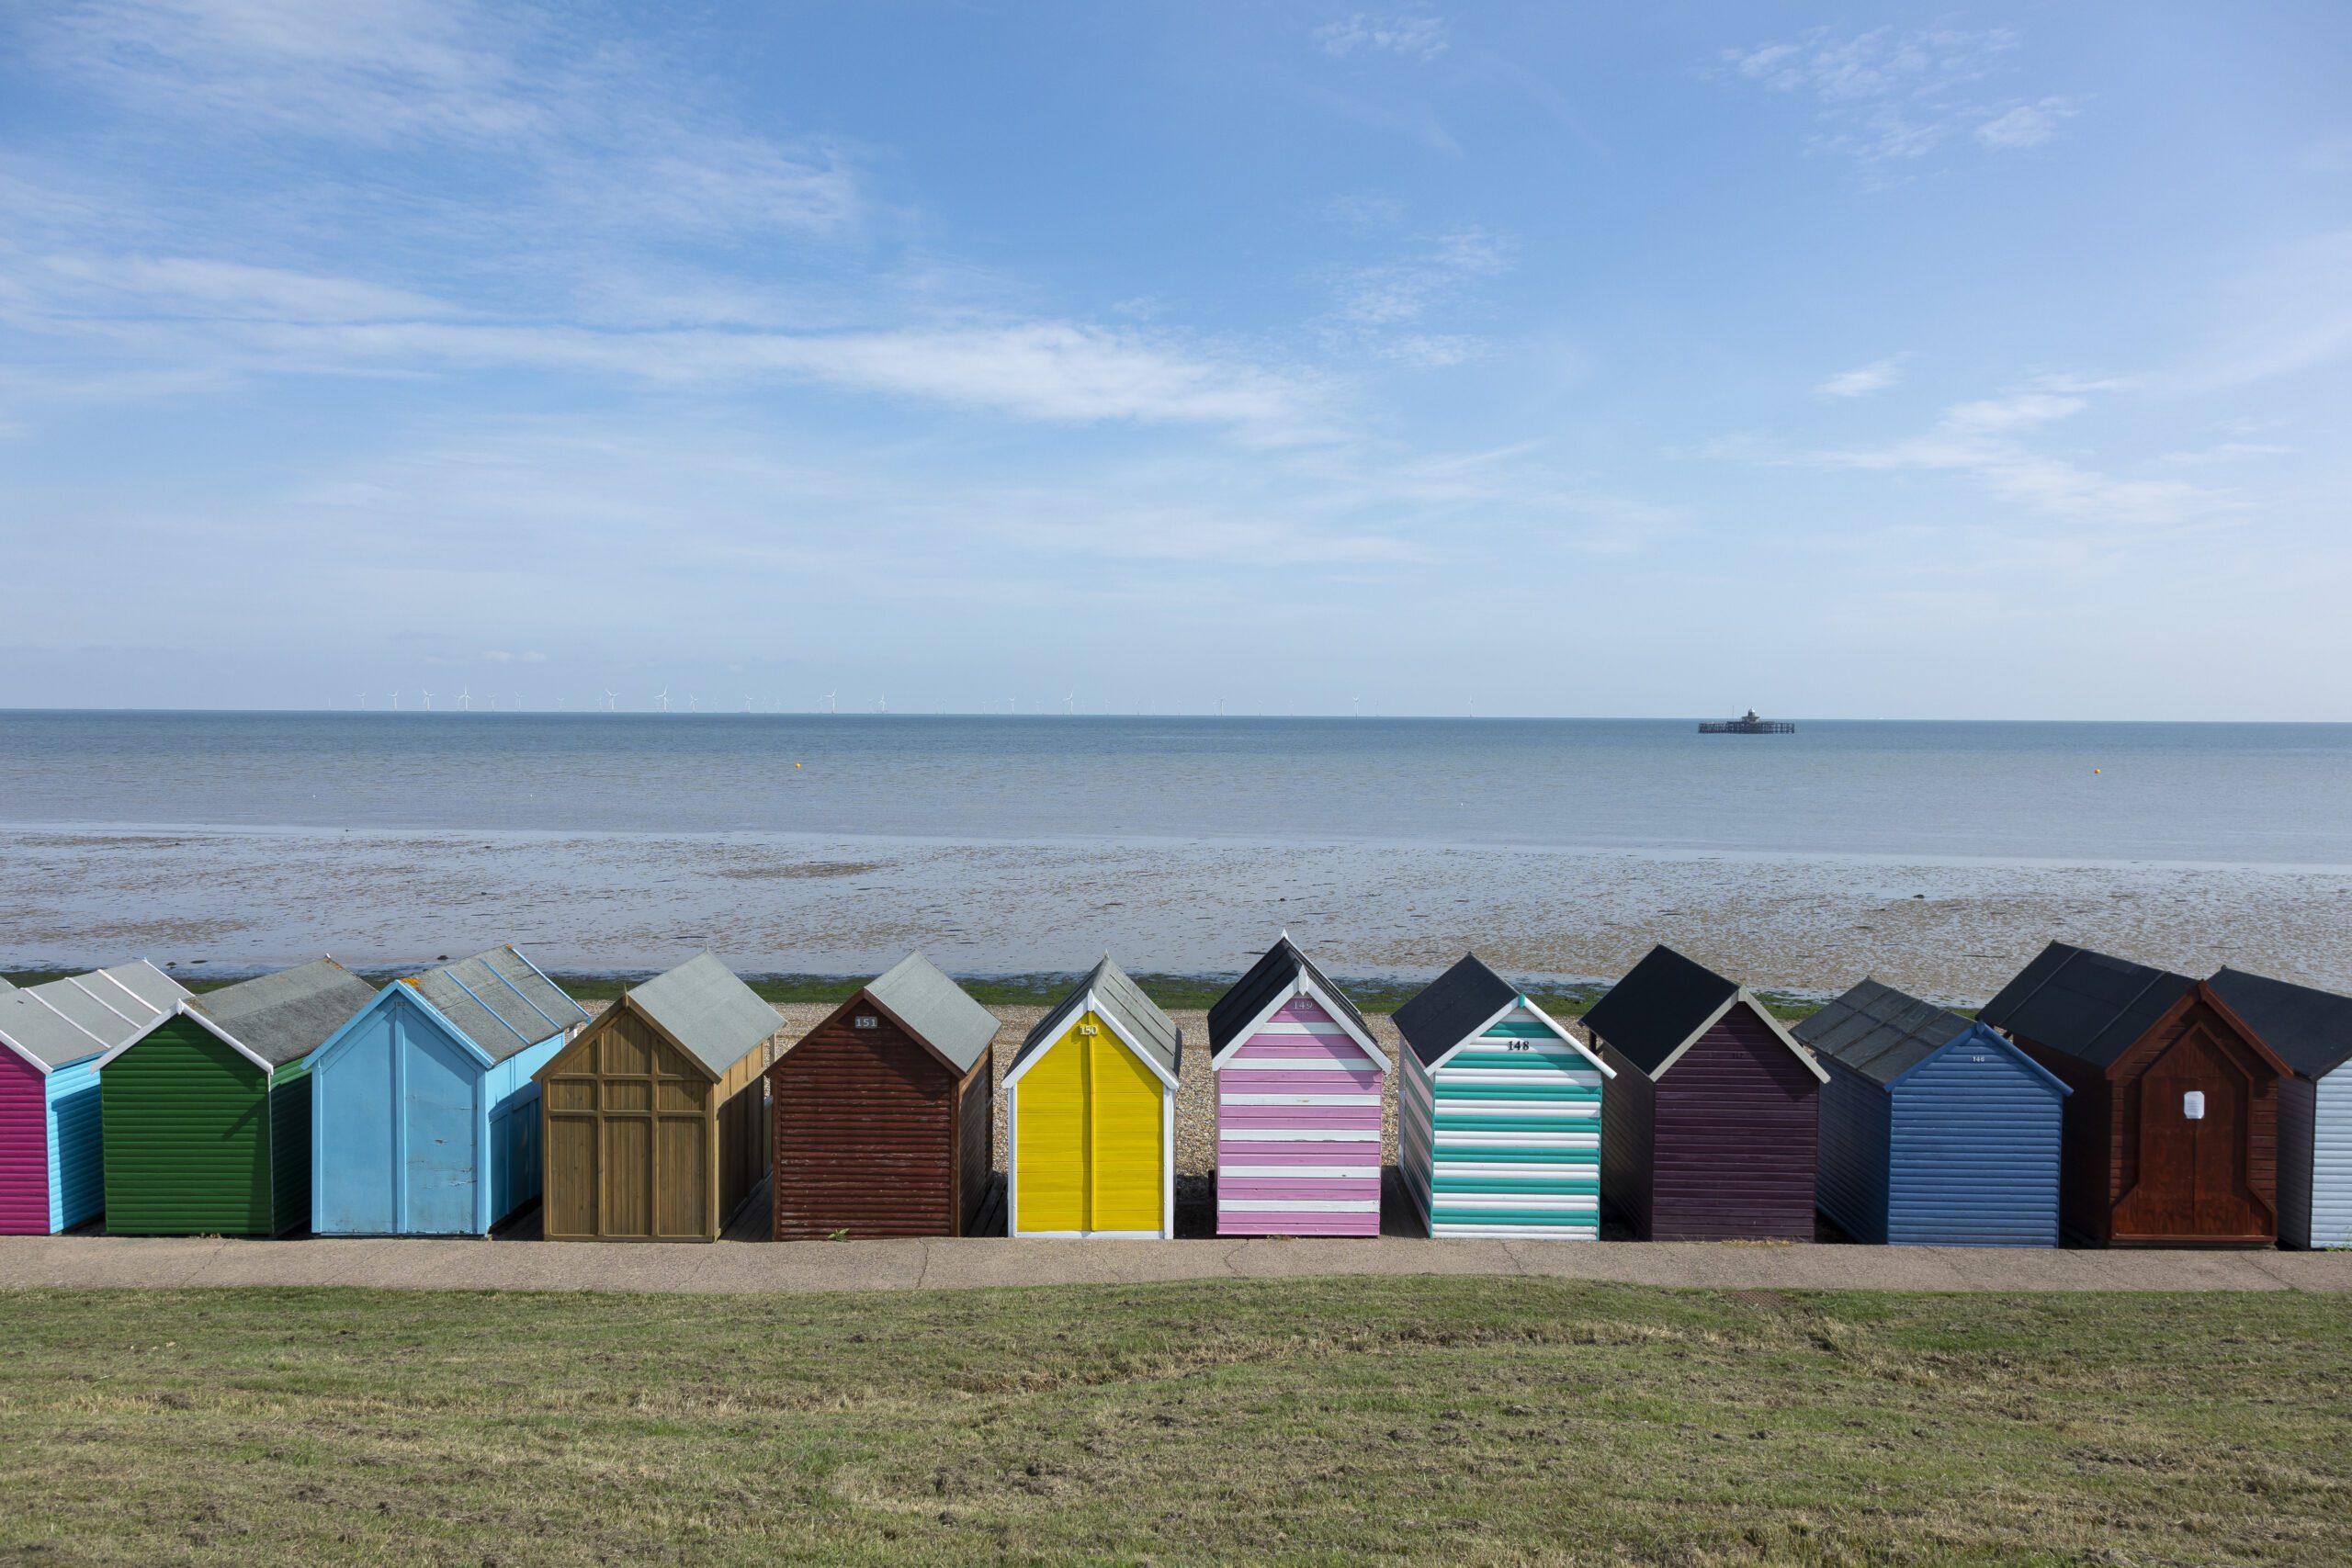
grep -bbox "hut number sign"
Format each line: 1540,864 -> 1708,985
854,1015 -> 877,1030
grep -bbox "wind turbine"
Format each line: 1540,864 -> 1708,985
390,690 -> 400,711
457,687 -> 471,712
820,690 -> 837,713
654,687 -> 670,712
358,693 -> 368,710
687,693 -> 698,713
876,692 -> 887,714
421,689 -> 435,711
1064,691 -> 1075,715
603,689 -> 617,711
743,694 -> 752,713
1216,697 -> 1226,717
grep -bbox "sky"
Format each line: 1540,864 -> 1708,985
2,2 -> 2348,719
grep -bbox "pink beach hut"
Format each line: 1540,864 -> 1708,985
1205,935 -> 1389,1236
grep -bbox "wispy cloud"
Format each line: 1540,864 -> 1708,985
1313,13 -> 1449,62
1720,25 -> 2082,178
1320,226 -> 1509,360
1816,355 -> 1909,397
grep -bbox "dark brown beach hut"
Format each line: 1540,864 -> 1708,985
1980,942 -> 2287,1247
1582,944 -> 1829,1241
770,952 -> 1001,1240
534,953 -> 777,1242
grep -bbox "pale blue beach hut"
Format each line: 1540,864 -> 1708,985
310,946 -> 590,1236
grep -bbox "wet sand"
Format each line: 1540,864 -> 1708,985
6,825 -> 2350,1001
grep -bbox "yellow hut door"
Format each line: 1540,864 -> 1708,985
1016,1014 -> 1164,1235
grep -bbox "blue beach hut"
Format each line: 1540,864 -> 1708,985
1794,977 -> 2071,1247
310,946 -> 591,1236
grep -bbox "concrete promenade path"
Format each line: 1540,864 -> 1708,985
6,1174 -> 2346,1298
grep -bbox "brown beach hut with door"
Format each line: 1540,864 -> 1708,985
770,952 -> 1001,1239
1980,942 -> 2286,1247
1583,944 -> 1828,1241
534,954 -> 778,1242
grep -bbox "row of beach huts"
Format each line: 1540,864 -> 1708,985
2,935 -> 2346,1248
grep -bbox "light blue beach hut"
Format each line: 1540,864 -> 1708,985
310,946 -> 591,1236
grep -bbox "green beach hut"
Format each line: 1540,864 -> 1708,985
96,958 -> 378,1236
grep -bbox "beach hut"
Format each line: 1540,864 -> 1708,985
1395,953 -> 1613,1239
1981,942 -> 2286,1247
96,958 -> 378,1236
1795,977 -> 2071,1247
310,946 -> 592,1237
0,962 -> 189,1234
2200,968 -> 2352,1249
1583,944 -> 1829,1241
1006,956 -> 1180,1239
535,953 -> 777,1242
1206,935 -> 1388,1237
770,952 -> 1001,1240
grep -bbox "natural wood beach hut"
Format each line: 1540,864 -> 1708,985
1206,934 -> 1388,1237
310,946 -> 591,1237
96,958 -> 378,1236
1006,956 -> 1180,1239
1584,944 -> 1829,1241
1395,953 -> 1613,1239
769,952 -> 1001,1240
534,953 -> 777,1242
2207,968 -> 2352,1249
1796,977 -> 2070,1247
1981,942 -> 2286,1247
0,963 -> 189,1235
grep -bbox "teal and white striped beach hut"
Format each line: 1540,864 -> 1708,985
1395,953 -> 1614,1239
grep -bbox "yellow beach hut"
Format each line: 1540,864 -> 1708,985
1006,956 -> 1181,1239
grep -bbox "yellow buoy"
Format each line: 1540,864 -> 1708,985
2093,768 -> 2100,774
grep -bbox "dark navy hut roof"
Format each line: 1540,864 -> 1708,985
1392,953 -> 1520,1068
190,957 -> 380,1066
1015,955 -> 1181,1078
1979,942 -> 2194,1068
1794,978 -> 1977,1086
1580,945 -> 1741,1077
404,946 -> 591,1064
2207,968 -> 2352,1080
1208,934 -> 1374,1054
862,951 -> 1001,1076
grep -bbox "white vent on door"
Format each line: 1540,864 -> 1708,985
2183,1090 -> 2206,1120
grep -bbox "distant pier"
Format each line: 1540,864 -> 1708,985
1700,709 -> 1795,734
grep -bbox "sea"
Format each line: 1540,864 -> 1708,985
3,712 -> 2347,998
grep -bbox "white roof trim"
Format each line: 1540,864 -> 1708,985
0,1027 -> 59,1075
63,975 -> 141,1028
1428,996 -> 1614,1077
1645,989 -> 1829,1083
85,966 -> 167,1019
1004,990 -> 1180,1092
94,999 -> 273,1075
1209,975 -> 1389,1072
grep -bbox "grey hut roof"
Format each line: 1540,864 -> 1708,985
1794,978 -> 1979,1087
1581,945 -> 1742,1077
1014,956 -> 1182,1080
627,953 -> 780,1079
862,951 -> 1001,1076
1979,942 -> 2195,1069
1208,933 -> 1375,1054
1392,953 -> 1519,1068
189,958 -> 379,1067
404,945 -> 590,1064
4,963 -> 191,1072
2207,968 -> 2352,1080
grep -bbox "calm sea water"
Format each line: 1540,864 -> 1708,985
1,711 -> 2346,868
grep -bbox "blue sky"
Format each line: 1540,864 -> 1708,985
2,2 -> 2347,718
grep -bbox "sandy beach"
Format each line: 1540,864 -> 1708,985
5,824 -> 2351,1001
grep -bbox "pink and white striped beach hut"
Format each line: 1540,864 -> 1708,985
1206,935 -> 1389,1236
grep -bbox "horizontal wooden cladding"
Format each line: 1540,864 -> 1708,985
771,1002 -> 985,1240
1645,1008 -> 1819,1242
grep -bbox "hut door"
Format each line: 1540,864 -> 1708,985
2121,1028 -> 2256,1238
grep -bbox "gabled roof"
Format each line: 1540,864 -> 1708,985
1392,953 -> 1519,1068
1,985 -> 119,1072
1794,977 -> 2066,1096
1207,933 -> 1382,1065
1011,956 -> 1182,1085
19,970 -> 165,1052
623,953 -> 779,1079
2207,967 -> 2352,1080
187,958 -> 380,1067
1583,944 -> 1826,1083
861,951 -> 1001,1076
402,945 -> 589,1064
1979,942 -> 2196,1069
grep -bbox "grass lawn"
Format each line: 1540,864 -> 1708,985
0,1280 -> 2344,1564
